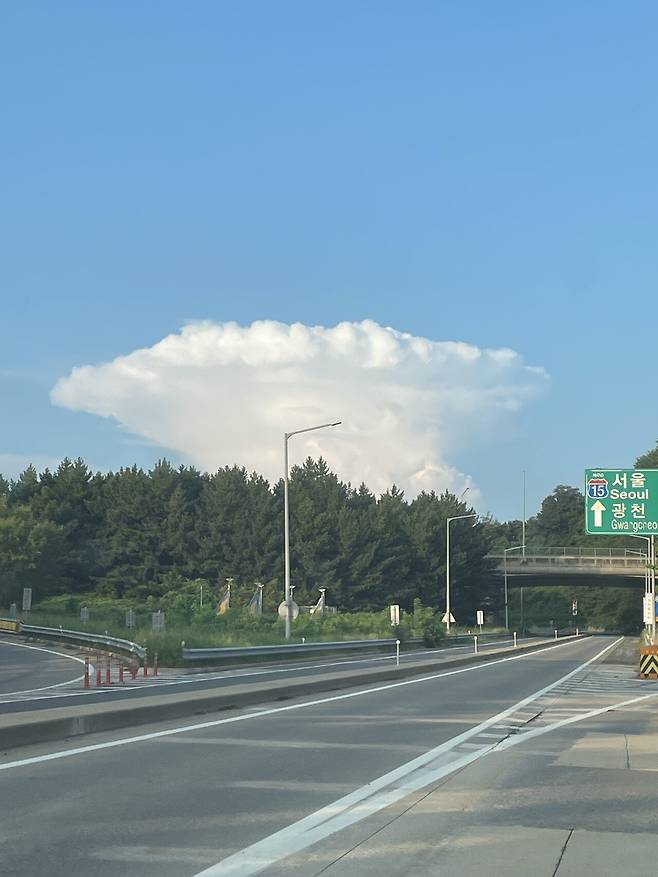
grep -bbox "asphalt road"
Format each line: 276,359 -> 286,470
0,635 -> 638,877
0,636 -> 84,696
0,635 -> 530,713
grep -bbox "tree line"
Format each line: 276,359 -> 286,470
1,439 -> 656,618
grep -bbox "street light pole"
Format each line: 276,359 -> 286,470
445,513 -> 478,633
522,470 -> 526,558
503,544 -> 525,631
283,421 -> 341,639
629,534 -> 652,638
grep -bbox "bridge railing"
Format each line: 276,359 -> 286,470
488,546 -> 648,559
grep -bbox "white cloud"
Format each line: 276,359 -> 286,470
51,319 -> 548,504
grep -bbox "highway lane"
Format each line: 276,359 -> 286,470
0,634 -> 532,713
0,635 -> 84,696
0,636 -> 624,877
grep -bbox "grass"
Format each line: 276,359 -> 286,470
8,594 -> 449,666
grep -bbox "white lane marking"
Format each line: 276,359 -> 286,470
0,635 -> 613,774
1,638 -> 520,703
0,635 -> 529,706
495,691 -> 658,750
0,638 -> 85,664
0,638 -> 86,694
189,637 -> 623,877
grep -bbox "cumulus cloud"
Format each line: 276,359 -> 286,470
51,319 -> 548,504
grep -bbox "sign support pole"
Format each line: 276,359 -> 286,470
651,536 -> 656,646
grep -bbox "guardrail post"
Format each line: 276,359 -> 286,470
83,656 -> 90,689
95,653 -> 102,687
474,635 -> 478,654
395,640 -> 400,667
513,632 -> 517,648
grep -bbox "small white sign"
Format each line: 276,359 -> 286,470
22,587 -> 32,612
476,610 -> 484,626
643,594 -> 654,625
390,604 -> 400,626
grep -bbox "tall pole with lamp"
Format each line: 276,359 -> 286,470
284,421 -> 341,639
445,513 -> 478,633
503,545 -> 525,631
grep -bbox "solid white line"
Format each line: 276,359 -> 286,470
1,637 -> 527,704
496,690 -> 658,750
0,638 -> 86,694
0,636 -> 610,774
188,637 -> 623,877
0,638 -> 86,665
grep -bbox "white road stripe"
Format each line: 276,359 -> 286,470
189,637 -> 625,877
0,636 -> 614,774
0,638 -> 86,694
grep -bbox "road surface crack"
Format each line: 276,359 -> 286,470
552,828 -> 574,875
624,733 -> 630,769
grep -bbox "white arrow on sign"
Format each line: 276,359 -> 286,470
590,500 -> 606,527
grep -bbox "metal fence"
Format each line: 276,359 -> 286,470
20,623 -> 146,657
181,631 -> 512,662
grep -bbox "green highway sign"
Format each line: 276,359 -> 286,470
585,469 -> 658,534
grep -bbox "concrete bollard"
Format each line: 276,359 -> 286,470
513,631 -> 517,648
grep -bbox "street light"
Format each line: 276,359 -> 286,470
445,513 -> 478,633
283,421 -> 341,639
503,545 -> 525,631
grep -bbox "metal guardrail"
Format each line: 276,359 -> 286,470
21,624 -> 146,658
182,638 -> 402,661
182,632 -> 511,661
489,546 -> 648,559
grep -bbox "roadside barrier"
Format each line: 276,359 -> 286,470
0,618 -> 21,633
19,623 -> 146,658
640,646 -> 658,679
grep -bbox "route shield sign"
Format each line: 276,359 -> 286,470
585,469 -> 658,534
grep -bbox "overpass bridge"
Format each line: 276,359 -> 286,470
487,546 -> 650,588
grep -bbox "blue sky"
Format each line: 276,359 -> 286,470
2,2 -> 657,520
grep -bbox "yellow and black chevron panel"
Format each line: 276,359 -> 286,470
640,653 -> 658,678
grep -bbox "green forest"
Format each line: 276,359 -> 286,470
2,439 -> 657,625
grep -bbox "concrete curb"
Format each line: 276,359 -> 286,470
0,636 -> 585,752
